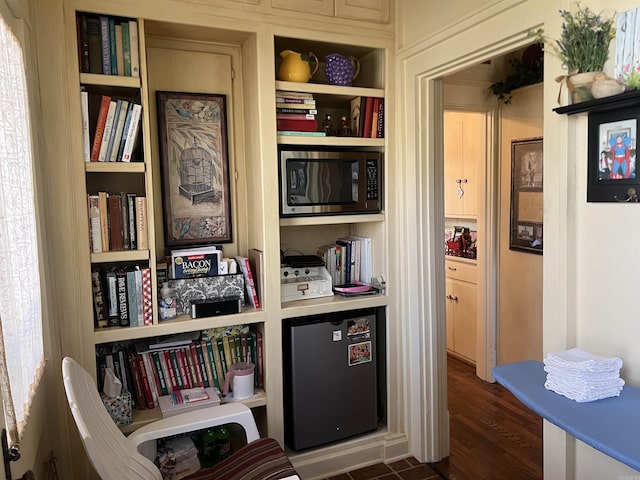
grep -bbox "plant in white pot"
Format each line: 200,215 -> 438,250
531,1 -> 616,103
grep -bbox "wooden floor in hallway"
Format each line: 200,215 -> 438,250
428,354 -> 543,480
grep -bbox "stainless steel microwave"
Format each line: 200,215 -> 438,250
278,146 -> 383,217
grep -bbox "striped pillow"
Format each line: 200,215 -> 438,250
182,437 -> 297,480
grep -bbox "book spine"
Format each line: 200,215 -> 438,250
169,350 -> 184,390
363,97 -> 374,139
127,353 -> 146,409
276,118 -> 318,132
116,102 -> 133,161
115,270 -> 129,327
87,194 -> 102,253
275,112 -> 316,120
254,328 -> 264,389
202,341 -> 217,390
114,23 -> 124,76
108,18 -> 117,75
136,355 -> 155,409
121,21 -> 131,76
141,267 -> 153,325
376,98 -> 384,138
249,331 -> 258,387
216,337 -> 228,379
275,102 -> 317,109
97,100 -> 117,162
275,97 -> 316,104
135,196 -> 148,250
121,103 -> 142,162
106,271 -> 119,327
158,351 -> 172,394
135,268 -> 143,326
195,343 -> 210,388
108,194 -> 123,251
371,97 -> 380,138
86,16 -> 102,74
128,20 -> 140,78
119,193 -> 129,250
176,348 -> 191,389
222,336 -> 233,370
127,193 -> 137,249
99,16 -> 111,75
276,107 -> 318,115
126,270 -> 137,327
109,100 -> 129,162
91,267 -> 108,328
152,351 -> 168,395
236,256 -> 260,308
190,344 -> 204,388
80,90 -> 91,162
208,339 -> 222,389
90,95 -> 111,162
141,352 -> 159,406
163,350 -> 178,392
78,14 -> 90,72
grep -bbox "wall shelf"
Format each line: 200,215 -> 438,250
493,360 -> 640,472
553,89 -> 640,115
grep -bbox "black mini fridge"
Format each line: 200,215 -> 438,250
283,308 -> 378,451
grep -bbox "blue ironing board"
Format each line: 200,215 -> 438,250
492,360 -> 640,472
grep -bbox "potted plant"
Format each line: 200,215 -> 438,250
531,1 -> 615,103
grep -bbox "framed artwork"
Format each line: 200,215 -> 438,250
510,137 -> 543,254
587,106 -> 639,202
156,91 -> 232,246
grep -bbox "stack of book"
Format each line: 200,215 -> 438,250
95,325 -> 264,411
350,96 -> 384,138
87,192 -> 147,253
76,13 -> 140,77
276,90 -> 323,136
82,93 -> 143,163
91,264 -> 153,329
316,235 -> 373,286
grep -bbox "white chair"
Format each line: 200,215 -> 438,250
62,356 -> 298,480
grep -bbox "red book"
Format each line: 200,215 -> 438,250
190,344 -> 204,387
90,95 -> 111,161
127,353 -> 146,409
363,97 -> 374,139
136,355 -> 155,409
235,256 -> 260,309
276,118 -> 318,132
163,350 -> 178,392
141,268 -> 152,325
176,348 -> 192,389
371,98 -> 381,138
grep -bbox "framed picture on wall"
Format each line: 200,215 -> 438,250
587,105 -> 640,202
510,137 -> 543,254
156,91 -> 232,246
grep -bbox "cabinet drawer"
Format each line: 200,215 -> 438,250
445,259 -> 476,284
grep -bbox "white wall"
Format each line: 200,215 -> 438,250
397,0 -> 640,476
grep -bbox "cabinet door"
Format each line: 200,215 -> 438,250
445,278 -> 455,351
451,279 -> 476,362
335,0 -> 390,23
272,0 -> 334,16
444,113 -> 464,217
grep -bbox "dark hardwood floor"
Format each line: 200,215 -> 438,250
325,355 -> 542,480
428,355 -> 543,480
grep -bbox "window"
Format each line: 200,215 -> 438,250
0,11 -> 45,445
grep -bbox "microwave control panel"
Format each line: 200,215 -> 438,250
366,160 -> 379,200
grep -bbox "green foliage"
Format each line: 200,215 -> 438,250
621,70 -> 640,89
530,1 -> 615,73
490,56 -> 543,104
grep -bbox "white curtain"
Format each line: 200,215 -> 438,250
0,12 -> 45,444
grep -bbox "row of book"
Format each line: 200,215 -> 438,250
350,96 -> 384,138
76,13 -> 140,77
82,93 -> 143,163
275,90 -> 324,136
87,192 -> 148,253
316,235 -> 373,286
96,326 -> 264,410
92,264 -> 153,329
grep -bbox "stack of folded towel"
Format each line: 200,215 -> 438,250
543,348 -> 625,402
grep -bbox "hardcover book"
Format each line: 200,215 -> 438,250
157,387 -> 220,418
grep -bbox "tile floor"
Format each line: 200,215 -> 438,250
326,457 -> 444,480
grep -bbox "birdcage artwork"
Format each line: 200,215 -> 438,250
157,91 -> 232,246
179,137 -> 218,204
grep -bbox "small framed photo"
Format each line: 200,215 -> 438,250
510,137 -> 543,254
587,106 -> 639,202
156,91 -> 233,246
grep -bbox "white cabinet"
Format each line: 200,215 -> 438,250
272,0 -> 390,23
444,110 -> 485,218
445,258 -> 476,362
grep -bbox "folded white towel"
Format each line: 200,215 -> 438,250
544,348 -> 622,372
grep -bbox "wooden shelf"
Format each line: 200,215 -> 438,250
280,213 -> 384,227
553,89 -> 640,115
280,293 -> 387,319
85,161 -> 145,173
